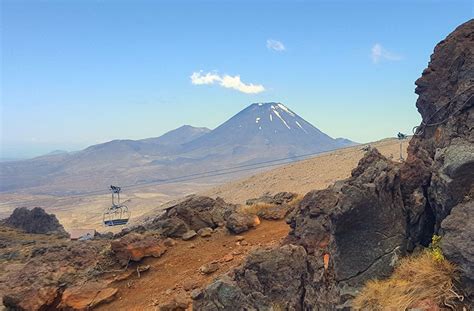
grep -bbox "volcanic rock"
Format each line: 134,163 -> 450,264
441,201 -> 474,296
190,289 -> 203,300
398,20 -> 473,298
164,238 -> 177,247
245,191 -> 297,206
1,241 -> 107,310
220,254 -> 234,262
401,20 -> 474,249
58,282 -> 118,310
197,227 -> 213,237
196,20 -> 474,310
182,230 -> 197,241
4,207 -> 67,236
111,233 -> 166,265
159,293 -> 189,311
199,262 -> 219,275
152,218 -> 189,238
290,148 -> 406,286
256,204 -> 291,220
2,286 -> 59,311
245,192 -> 299,220
195,148 -> 406,308
194,244 -> 336,310
225,213 -> 260,234
148,196 -> 238,238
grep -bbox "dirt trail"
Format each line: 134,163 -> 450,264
98,220 -> 290,310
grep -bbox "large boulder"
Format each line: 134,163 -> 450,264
289,148 -> 406,288
194,244 -> 328,310
150,218 -> 189,238
58,282 -> 118,310
1,241 -> 108,310
2,286 -> 59,311
4,207 -> 67,236
245,192 -> 299,220
225,213 -> 260,234
111,233 -> 166,265
147,196 -> 238,237
441,201 -> 474,297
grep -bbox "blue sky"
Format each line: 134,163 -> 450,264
1,0 -> 472,158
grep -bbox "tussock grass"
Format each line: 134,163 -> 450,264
240,202 -> 276,215
240,193 -> 305,215
353,251 -> 459,310
289,194 -> 305,207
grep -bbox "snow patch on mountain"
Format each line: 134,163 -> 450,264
272,109 -> 291,129
277,103 -> 295,116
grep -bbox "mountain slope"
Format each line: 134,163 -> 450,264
142,125 -> 210,146
0,103 -> 355,194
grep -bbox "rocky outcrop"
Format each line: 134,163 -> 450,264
245,192 -> 297,206
148,196 -> 239,237
399,19 -> 473,297
195,149 -> 406,308
441,201 -> 474,296
58,282 -> 118,310
289,149 -> 406,287
146,195 -> 262,236
245,192 -> 298,220
111,233 -> 167,266
194,244 -> 316,310
1,240 -> 110,310
4,207 -> 67,236
401,19 -> 474,250
2,286 -> 59,311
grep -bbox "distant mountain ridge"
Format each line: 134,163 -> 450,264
0,103 -> 356,194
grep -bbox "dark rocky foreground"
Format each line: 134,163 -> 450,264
193,19 -> 474,310
0,197 -> 268,310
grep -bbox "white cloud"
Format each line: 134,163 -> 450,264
190,71 -> 265,94
266,39 -> 285,52
371,43 -> 402,63
189,72 -> 220,85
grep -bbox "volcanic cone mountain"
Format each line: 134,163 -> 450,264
181,102 -> 355,160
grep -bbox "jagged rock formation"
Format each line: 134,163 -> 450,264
289,149 -> 406,287
145,195 -> 261,237
194,244 -> 314,310
1,240 -> 110,310
400,19 -> 474,296
4,207 -> 67,236
402,19 -> 473,249
194,149 -> 405,309
194,19 -> 474,309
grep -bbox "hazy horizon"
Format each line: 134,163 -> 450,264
1,0 -> 472,159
